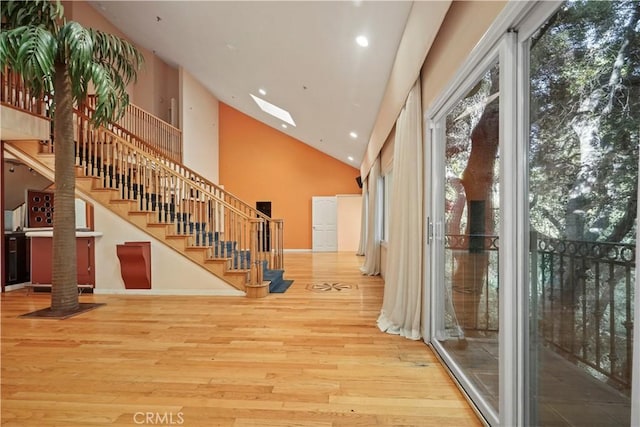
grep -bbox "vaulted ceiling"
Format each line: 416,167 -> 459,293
89,1 -> 414,167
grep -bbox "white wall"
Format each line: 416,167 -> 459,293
179,67 -> 220,184
337,194 -> 362,252
92,201 -> 243,296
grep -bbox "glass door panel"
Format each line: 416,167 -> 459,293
436,61 -> 500,414
528,1 -> 638,424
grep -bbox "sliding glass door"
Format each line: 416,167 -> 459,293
526,1 -> 638,424
425,1 -> 639,425
429,57 -> 502,423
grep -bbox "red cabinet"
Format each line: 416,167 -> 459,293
30,236 -> 96,286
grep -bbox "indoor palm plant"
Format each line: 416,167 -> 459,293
0,0 -> 143,315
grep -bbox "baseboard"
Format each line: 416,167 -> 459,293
4,283 -> 27,292
283,249 -> 312,253
93,288 -> 245,296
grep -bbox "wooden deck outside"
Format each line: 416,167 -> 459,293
1,252 -> 481,427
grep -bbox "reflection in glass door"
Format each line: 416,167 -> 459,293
527,1 -> 638,424
435,61 -> 501,416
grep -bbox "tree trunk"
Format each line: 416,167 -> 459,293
452,98 -> 499,330
51,61 -> 79,314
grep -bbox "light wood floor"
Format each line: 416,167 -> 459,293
1,252 -> 481,427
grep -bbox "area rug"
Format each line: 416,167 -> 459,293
20,303 -> 106,320
270,280 -> 294,293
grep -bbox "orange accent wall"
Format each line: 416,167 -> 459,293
219,103 -> 361,249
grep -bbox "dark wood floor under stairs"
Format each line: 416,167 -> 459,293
1,252 -> 481,427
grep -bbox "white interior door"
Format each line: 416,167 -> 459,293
312,196 -> 337,252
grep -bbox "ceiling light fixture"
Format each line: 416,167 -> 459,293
348,156 -> 354,162
349,131 -> 358,139
356,35 -> 369,47
259,88 -> 266,96
250,94 -> 296,127
281,124 -> 287,129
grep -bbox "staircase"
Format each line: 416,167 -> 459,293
2,68 -> 285,297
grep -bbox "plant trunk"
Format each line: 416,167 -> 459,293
51,61 -> 78,313
452,98 -> 499,330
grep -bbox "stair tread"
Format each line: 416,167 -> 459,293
225,269 -> 251,275
205,257 -> 232,262
246,281 -> 270,288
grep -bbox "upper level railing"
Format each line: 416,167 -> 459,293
86,95 -> 182,163
1,68 -> 52,118
445,233 -> 635,394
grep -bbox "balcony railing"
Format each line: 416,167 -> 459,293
533,234 -> 635,393
445,233 -> 635,394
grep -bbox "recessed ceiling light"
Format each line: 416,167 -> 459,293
348,156 -> 355,162
259,88 -> 266,96
281,124 -> 287,129
349,131 -> 358,139
356,35 -> 369,47
250,94 -> 296,127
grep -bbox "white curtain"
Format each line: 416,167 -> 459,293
360,158 -> 381,275
377,79 -> 423,340
356,179 -> 368,256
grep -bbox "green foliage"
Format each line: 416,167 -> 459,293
529,0 -> 639,244
1,0 -> 63,32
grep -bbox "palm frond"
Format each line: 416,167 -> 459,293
0,30 -> 17,69
90,61 -> 124,126
3,26 -> 57,97
1,0 -> 63,32
85,29 -> 143,126
91,29 -> 144,86
60,21 -> 94,102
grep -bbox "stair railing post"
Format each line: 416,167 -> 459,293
273,219 -> 284,270
247,218 -> 268,298
249,218 -> 262,285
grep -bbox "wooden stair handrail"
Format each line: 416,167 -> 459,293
82,99 -> 273,224
75,108 -> 249,218
74,107 -> 285,272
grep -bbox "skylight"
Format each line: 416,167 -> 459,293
250,94 -> 296,127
